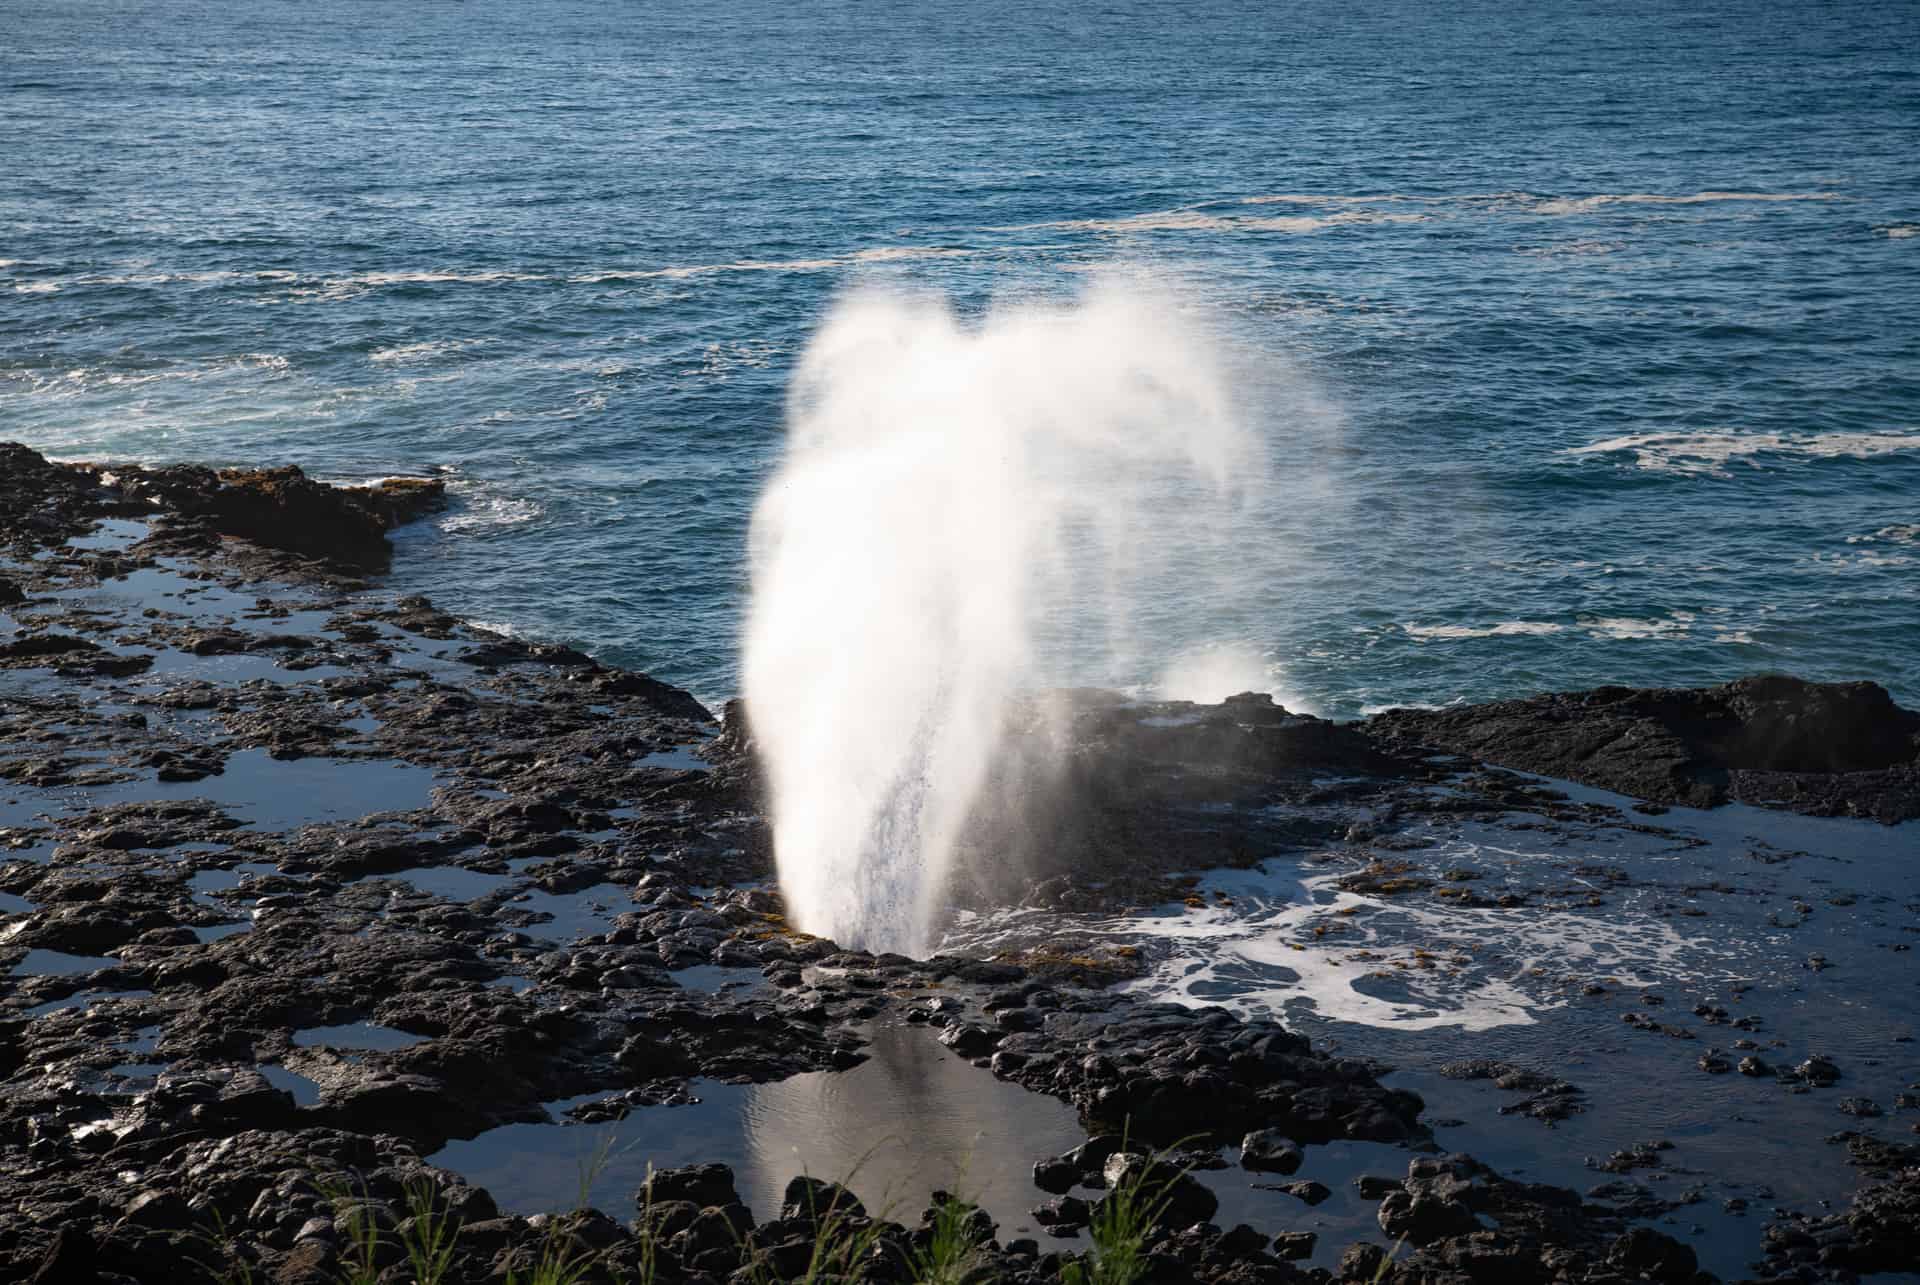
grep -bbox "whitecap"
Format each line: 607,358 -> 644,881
1515,239 -> 1626,257
993,207 -> 1429,235
438,491 -> 541,534
1402,621 -> 1564,641
692,339 -> 783,380
1239,193 -> 1413,207
461,619 -> 519,638
848,246 -> 976,263
1579,612 -> 1694,641
1847,523 -> 1920,545
369,339 -> 482,364
1529,191 -> 1838,216
1879,225 -> 1916,239
13,282 -> 59,294
1566,429 -> 1920,475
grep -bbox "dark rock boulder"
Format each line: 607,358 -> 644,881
127,461 -> 444,572
1366,675 -> 1920,821
643,1163 -> 741,1211
780,1176 -> 864,1223
1100,1152 -> 1218,1229
1239,1129 -> 1302,1174
1605,1226 -> 1699,1283
1033,1195 -> 1091,1230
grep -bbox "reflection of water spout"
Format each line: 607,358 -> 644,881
741,1024 -> 1082,1231
428,1023 -> 1087,1238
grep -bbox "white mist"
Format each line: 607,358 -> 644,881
742,280 -> 1263,954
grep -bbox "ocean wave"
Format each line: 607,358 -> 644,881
573,245 -> 976,283
1356,699 -> 1461,716
1402,621 -> 1564,640
1515,239 -> 1626,257
992,189 -> 1835,238
1579,612 -> 1695,641
438,488 -> 542,534
23,254 -> 975,303
1235,190 -> 1837,216
12,353 -> 291,398
691,339 -> 784,380
1808,550 -> 1914,571
1847,523 -> 1920,545
1239,193 -> 1421,207
995,207 -> 1430,235
1528,191 -> 1838,216
1883,225 -> 1918,239
369,339 -> 484,364
460,619 -> 520,638
1566,429 -> 1920,475
70,269 -> 302,286
13,282 -> 59,294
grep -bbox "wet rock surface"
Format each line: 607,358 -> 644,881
3,443 -> 1918,1284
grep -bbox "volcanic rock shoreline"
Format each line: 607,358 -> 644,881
1,443 -> 1915,1285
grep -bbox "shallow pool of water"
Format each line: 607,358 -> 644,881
636,745 -> 712,774
292,1023 -> 428,1052
87,749 -> 440,831
9,948 -> 118,976
260,1063 -> 323,1107
431,1024 -> 1087,1235
65,519 -> 151,554
509,882 -> 632,943
381,865 -> 508,903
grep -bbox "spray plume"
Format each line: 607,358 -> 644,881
742,280 -> 1267,955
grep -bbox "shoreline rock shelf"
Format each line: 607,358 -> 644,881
0,442 -> 1914,1283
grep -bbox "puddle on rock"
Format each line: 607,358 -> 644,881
66,519 -> 152,553
672,964 -> 764,994
141,651 -> 354,685
430,1023 -> 1412,1254
636,745 -> 712,773
0,892 -> 33,914
21,989 -> 154,1018
510,883 -> 630,943
433,1024 -> 1087,1237
10,948 -> 119,976
260,1064 -> 322,1107
116,1022 -> 166,1055
189,863 -> 279,895
291,1023 -> 428,1052
382,866 -> 509,903
107,1062 -> 169,1082
88,750 -> 439,830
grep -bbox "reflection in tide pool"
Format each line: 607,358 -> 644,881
432,1025 -> 1086,1237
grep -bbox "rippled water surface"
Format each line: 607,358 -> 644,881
5,0 -> 1918,714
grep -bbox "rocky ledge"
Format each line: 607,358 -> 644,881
1,444 -> 1914,1285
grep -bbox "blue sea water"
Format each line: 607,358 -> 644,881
4,0 -> 1917,717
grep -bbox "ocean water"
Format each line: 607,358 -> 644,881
5,0 -> 1917,717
